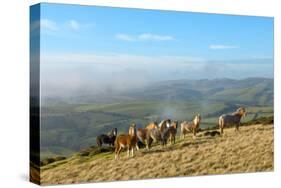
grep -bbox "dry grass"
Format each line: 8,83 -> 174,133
40,124 -> 274,185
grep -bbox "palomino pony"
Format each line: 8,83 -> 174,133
161,120 -> 178,146
115,123 -> 138,159
218,107 -> 246,134
180,114 -> 201,138
137,122 -> 161,149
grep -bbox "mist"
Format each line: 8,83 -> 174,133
40,53 -> 273,102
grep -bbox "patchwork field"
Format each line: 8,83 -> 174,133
40,123 -> 274,185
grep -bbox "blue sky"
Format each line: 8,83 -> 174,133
35,3 -> 274,97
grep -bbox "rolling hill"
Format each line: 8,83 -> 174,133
40,77 -> 273,158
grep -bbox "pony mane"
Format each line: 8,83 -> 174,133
232,107 -> 246,116
128,123 -> 136,137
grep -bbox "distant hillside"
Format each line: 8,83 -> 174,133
126,77 -> 273,105
40,77 -> 273,158
43,77 -> 273,105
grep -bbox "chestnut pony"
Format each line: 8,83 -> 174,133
115,123 -> 138,159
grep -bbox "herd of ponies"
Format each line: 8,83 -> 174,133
95,107 -> 246,159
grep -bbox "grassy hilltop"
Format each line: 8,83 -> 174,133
39,122 -> 274,185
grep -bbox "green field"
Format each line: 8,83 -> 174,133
40,78 -> 274,159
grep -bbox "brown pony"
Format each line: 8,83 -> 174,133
115,123 -> 138,159
218,107 -> 246,134
180,114 -> 201,138
137,122 -> 160,149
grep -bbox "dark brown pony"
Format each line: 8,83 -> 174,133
161,120 -> 178,146
169,121 -> 178,144
96,128 -> 117,147
180,114 -> 201,138
159,119 -> 172,133
115,123 -> 138,159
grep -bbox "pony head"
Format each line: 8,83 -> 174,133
171,120 -> 178,129
113,128 -> 118,136
166,119 -> 172,127
129,122 -> 137,136
237,107 -> 246,117
193,114 -> 201,125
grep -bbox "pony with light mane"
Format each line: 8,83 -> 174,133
218,107 -> 246,134
137,122 -> 161,150
180,114 -> 201,139
115,123 -> 138,159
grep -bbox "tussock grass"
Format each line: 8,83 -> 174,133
40,123 -> 273,185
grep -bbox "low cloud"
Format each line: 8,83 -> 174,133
209,45 -> 238,50
40,52 -> 273,98
116,33 -> 174,42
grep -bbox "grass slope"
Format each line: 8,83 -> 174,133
40,123 -> 274,185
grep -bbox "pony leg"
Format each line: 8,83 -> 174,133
192,129 -> 196,139
220,127 -> 224,135
146,143 -> 149,150
182,133 -> 185,139
235,123 -> 240,132
114,143 -> 118,159
115,146 -> 122,160
127,148 -> 130,158
131,148 -> 134,157
147,137 -> 153,150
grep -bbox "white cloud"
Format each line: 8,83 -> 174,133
115,34 -> 135,41
116,33 -> 174,42
67,20 -> 80,30
39,19 -> 94,35
138,33 -> 174,41
41,19 -> 58,31
209,45 -> 238,49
